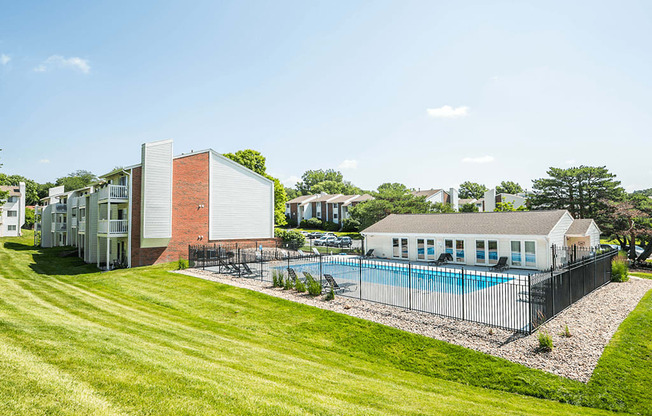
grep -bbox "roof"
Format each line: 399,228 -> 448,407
311,194 -> 342,202
0,185 -> 21,197
346,194 -> 374,205
330,194 -> 359,203
411,189 -> 443,198
566,219 -> 598,236
287,195 -> 317,204
362,210 -> 571,236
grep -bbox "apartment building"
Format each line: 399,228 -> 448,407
459,189 -> 528,212
0,183 -> 26,237
37,139 -> 275,269
286,193 -> 374,225
411,188 -> 459,211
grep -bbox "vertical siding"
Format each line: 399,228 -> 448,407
41,205 -> 52,247
548,212 -> 574,248
141,140 -> 173,240
209,153 -> 273,240
86,193 -> 99,264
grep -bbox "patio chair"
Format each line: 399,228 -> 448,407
218,259 -> 236,273
241,263 -> 257,276
312,247 -> 321,256
363,249 -> 374,258
323,274 -> 357,293
429,253 -> 453,266
491,257 -> 510,271
288,268 -> 304,284
298,249 -> 308,257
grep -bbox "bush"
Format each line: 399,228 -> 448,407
341,217 -> 361,232
325,286 -> 335,301
304,273 -> 322,296
300,217 -> 323,229
322,221 -> 340,231
177,258 -> 189,270
272,271 -> 284,288
537,329 -> 553,352
295,279 -> 306,292
284,216 -> 297,227
274,229 -> 306,250
611,255 -> 629,282
283,276 -> 294,290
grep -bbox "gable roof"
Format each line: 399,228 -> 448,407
565,219 -> 600,236
287,195 -> 316,204
0,185 -> 21,197
411,189 -> 443,198
362,210 -> 571,236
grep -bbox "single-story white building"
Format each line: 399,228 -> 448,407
361,210 -> 600,270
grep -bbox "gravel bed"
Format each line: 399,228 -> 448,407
176,269 -> 652,383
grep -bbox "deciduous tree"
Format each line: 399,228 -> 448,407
458,181 -> 487,199
496,181 -> 523,195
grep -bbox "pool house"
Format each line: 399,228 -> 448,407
361,210 -> 600,271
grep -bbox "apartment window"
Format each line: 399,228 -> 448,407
476,240 -> 486,264
417,239 -> 425,260
7,210 -> 17,217
525,241 -> 536,268
511,241 -> 522,266
427,239 -> 436,261
8,196 -> 18,203
488,240 -> 498,265
456,239 -> 465,262
7,225 -> 16,231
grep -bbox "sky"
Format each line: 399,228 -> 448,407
1,1 -> 651,192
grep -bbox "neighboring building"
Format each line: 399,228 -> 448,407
37,139 -> 276,269
0,183 -> 26,237
286,193 -> 374,226
459,189 -> 528,212
458,197 -> 485,211
411,188 -> 459,211
361,210 -> 600,270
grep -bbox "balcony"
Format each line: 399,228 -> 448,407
78,221 -> 86,233
78,198 -> 86,208
51,222 -> 66,232
71,217 -> 78,228
53,203 -> 67,213
98,219 -> 128,236
98,185 -> 128,203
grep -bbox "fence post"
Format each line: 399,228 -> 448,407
188,245 -> 191,268
359,255 -> 362,300
568,259 -> 572,304
528,273 -> 532,334
319,254 -> 323,288
202,245 -> 206,271
238,248 -> 241,278
551,267 -> 555,316
408,262 -> 412,310
461,268 -> 465,321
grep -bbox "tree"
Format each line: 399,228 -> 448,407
0,149 -> 7,202
494,201 -> 516,212
432,202 -> 455,213
56,170 -> 97,192
0,174 -> 40,205
223,149 -> 288,226
23,207 -> 35,228
458,181 -> 488,199
285,187 -> 299,201
530,166 -> 625,226
633,188 -> 652,197
311,180 -> 361,195
349,183 -> 434,229
296,169 -> 344,195
603,194 -> 652,262
496,181 -> 523,195
459,202 -> 479,213
38,182 -> 56,200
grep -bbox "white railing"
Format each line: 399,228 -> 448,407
53,203 -> 67,213
98,185 -> 128,201
51,222 -> 66,232
98,219 -> 128,235
71,217 -> 78,228
78,221 -> 86,233
78,198 -> 86,208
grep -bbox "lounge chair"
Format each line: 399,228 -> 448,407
323,274 -> 356,293
491,257 -> 510,271
312,247 -> 321,256
363,249 -> 374,258
218,259 -> 236,273
288,268 -> 303,284
429,253 -> 453,266
242,263 -> 257,276
298,249 -> 308,257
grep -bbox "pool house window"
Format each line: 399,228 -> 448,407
455,240 -> 465,262
445,239 -> 454,256
511,241 -> 522,266
525,241 -> 536,268
401,238 -> 408,259
488,240 -> 498,265
427,239 -> 435,261
417,239 -> 425,260
392,238 -> 409,259
475,240 -> 485,263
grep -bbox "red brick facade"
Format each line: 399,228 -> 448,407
130,152 -> 277,267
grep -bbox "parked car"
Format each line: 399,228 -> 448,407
308,232 -> 324,239
600,244 -> 616,252
314,236 -> 329,246
333,236 -> 352,248
323,237 -> 339,247
324,232 -> 337,238
623,245 -> 645,256
300,231 -> 309,236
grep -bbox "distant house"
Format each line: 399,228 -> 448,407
411,188 -> 459,211
459,189 -> 527,212
361,210 -> 600,270
286,193 -> 374,226
0,183 -> 26,237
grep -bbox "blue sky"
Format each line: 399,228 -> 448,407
1,1 -> 650,192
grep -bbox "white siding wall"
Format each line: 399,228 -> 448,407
0,199 -> 20,237
548,212 -> 574,248
41,205 -> 53,247
86,193 -> 99,264
209,152 -> 274,240
141,140 -> 173,241
588,223 -> 601,247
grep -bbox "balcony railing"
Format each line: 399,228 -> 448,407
71,217 -> 78,228
98,185 -> 128,202
53,203 -> 67,213
51,222 -> 66,232
78,221 -> 86,233
78,198 -> 86,208
98,219 -> 128,235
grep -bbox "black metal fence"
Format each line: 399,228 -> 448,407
188,243 -> 617,334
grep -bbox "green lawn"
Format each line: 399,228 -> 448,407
0,232 -> 649,415
630,271 -> 652,279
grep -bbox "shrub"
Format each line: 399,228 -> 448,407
295,279 -> 306,292
562,325 -> 572,338
274,229 -> 306,250
305,273 -> 322,296
284,215 -> 297,228
283,276 -> 294,290
322,221 -> 340,231
611,255 -> 629,282
272,271 -> 284,288
325,286 -> 335,301
177,258 -> 189,270
537,329 -> 553,352
300,217 -> 323,229
341,217 -> 361,232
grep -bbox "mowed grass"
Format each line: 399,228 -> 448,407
630,271 -> 652,279
0,233 -> 645,415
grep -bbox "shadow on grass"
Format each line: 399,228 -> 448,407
3,241 -> 99,276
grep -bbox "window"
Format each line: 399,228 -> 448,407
511,241 -> 522,266
488,240 -> 498,265
7,211 -> 17,217
7,225 -> 16,231
393,238 -> 409,259
393,238 -> 400,258
417,239 -> 425,260
476,240 -> 486,264
456,239 -> 465,262
401,238 -> 408,259
8,196 -> 18,203
427,239 -> 436,261
525,241 -> 536,267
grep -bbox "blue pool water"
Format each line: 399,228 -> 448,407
275,259 -> 513,294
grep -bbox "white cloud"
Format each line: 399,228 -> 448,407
427,105 -> 469,118
34,55 -> 90,74
39,159 -> 50,164
461,155 -> 494,164
0,54 -> 10,65
338,159 -> 358,170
